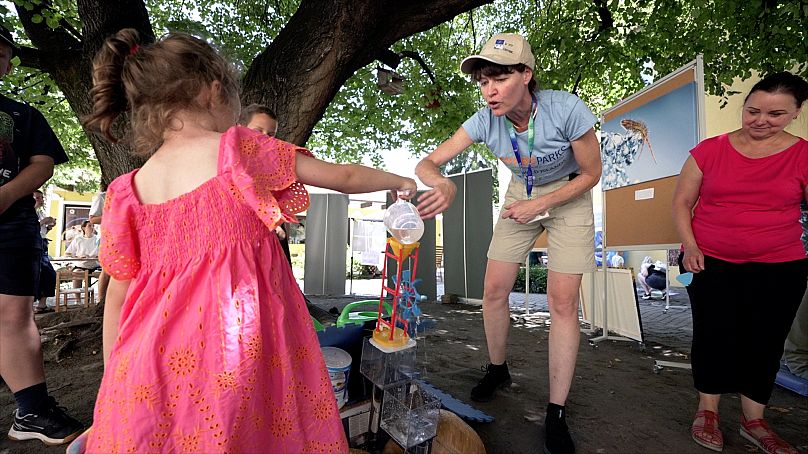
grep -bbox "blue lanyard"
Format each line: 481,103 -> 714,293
505,95 -> 537,198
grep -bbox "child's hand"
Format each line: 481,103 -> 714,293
392,178 -> 417,201
274,226 -> 286,240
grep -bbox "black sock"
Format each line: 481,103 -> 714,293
14,382 -> 48,415
546,402 -> 566,422
489,361 -> 507,369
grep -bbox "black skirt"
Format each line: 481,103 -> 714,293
684,254 -> 808,404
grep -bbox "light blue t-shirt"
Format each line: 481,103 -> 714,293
462,89 -> 596,185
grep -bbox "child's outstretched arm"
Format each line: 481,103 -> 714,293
295,154 -> 417,199
103,277 -> 131,366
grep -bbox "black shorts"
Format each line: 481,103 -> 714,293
646,272 -> 667,290
0,248 -> 40,296
37,251 -> 56,299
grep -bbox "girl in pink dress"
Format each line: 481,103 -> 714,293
72,29 -> 416,453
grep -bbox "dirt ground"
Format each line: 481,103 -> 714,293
1,300 -> 806,454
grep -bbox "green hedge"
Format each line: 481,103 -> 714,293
346,258 -> 381,279
512,267 -> 548,293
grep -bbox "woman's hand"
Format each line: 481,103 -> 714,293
501,198 -> 549,224
40,216 -> 56,228
391,177 -> 418,201
416,179 -> 457,219
682,245 -> 705,273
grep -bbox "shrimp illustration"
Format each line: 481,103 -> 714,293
600,118 -> 657,189
620,119 -> 656,163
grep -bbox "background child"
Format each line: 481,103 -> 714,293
76,28 -> 416,453
239,104 -> 291,265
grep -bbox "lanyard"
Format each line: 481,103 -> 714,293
505,95 -> 537,198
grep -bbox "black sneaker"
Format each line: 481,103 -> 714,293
7,397 -> 84,446
470,363 -> 511,402
544,413 -> 575,454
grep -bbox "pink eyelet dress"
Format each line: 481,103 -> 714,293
84,126 -> 348,453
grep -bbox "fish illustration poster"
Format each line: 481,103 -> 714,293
600,82 -> 698,190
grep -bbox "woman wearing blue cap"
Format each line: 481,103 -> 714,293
416,32 -> 601,454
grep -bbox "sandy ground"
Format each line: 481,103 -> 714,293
1,300 -> 806,454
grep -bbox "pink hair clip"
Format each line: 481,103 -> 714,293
129,44 -> 139,56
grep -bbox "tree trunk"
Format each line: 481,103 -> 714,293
17,0 -> 153,186
18,0 -> 491,183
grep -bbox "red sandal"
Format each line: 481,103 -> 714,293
740,415 -> 797,454
691,410 -> 723,452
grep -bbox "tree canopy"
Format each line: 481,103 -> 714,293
1,0 -> 805,191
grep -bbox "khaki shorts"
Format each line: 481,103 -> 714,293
487,175 -> 595,274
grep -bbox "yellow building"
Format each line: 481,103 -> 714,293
705,70 -> 807,139
42,187 -> 96,257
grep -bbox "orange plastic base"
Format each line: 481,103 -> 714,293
372,325 -> 410,349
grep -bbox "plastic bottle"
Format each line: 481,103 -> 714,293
384,199 -> 424,244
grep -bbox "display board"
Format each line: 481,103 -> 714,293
580,268 -> 643,342
602,57 -> 705,248
305,194 -> 349,295
603,176 -> 680,247
601,75 -> 698,190
443,169 -> 493,301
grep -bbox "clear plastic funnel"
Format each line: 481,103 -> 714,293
384,199 -> 424,244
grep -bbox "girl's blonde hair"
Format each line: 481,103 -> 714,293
84,28 -> 240,155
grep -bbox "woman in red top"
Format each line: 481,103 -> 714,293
673,72 -> 808,454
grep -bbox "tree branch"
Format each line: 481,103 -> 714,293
242,0 -> 493,145
15,2 -> 81,65
77,0 -> 154,52
59,17 -> 84,43
593,0 -> 614,33
15,45 -> 47,71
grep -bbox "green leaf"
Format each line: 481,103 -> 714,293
45,16 -> 60,29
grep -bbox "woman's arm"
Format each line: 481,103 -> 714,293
103,278 -> 130,366
415,128 -> 474,219
672,156 -> 704,272
295,154 -> 417,199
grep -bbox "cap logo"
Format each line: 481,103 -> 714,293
494,39 -> 505,49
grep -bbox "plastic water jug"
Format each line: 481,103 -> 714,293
384,199 -> 424,244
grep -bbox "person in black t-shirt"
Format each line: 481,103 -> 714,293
0,25 -> 83,446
